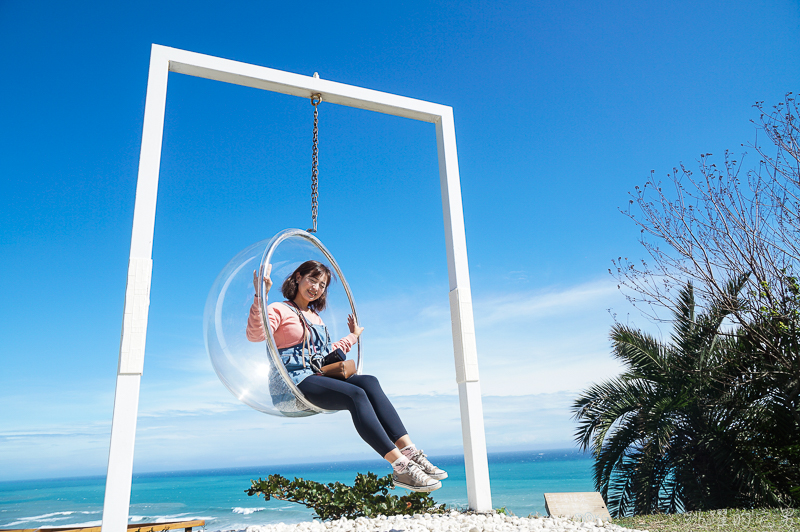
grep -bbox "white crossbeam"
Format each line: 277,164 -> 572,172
164,46 -> 447,123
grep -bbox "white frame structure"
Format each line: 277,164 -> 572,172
102,44 -> 491,532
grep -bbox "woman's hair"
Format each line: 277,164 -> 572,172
281,260 -> 336,312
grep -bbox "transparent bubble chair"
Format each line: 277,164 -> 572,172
204,228 -> 362,417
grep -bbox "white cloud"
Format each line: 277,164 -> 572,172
0,278 -> 637,480
0,391 -> 585,480
355,278 -> 628,396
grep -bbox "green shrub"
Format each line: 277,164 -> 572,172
246,471 -> 447,520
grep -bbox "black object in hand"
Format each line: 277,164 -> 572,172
322,348 -> 346,366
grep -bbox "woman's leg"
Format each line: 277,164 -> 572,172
297,375 -> 440,492
344,374 -> 408,443
343,375 -> 449,481
297,375 -> 398,457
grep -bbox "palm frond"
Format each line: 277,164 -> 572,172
573,276 -> 799,515
610,324 -> 669,376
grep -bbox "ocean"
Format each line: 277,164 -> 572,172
0,449 -> 595,532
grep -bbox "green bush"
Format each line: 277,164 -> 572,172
246,471 -> 447,520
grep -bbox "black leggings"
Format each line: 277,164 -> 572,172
297,374 -> 407,457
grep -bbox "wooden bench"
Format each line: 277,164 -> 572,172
1,520 -> 205,532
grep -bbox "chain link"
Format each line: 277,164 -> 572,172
308,94 -> 321,233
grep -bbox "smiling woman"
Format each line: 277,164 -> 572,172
204,228 -> 448,493
204,228 -> 358,418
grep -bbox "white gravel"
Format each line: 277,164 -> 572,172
244,511 -> 647,532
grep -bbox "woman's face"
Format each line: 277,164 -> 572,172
295,272 -> 328,303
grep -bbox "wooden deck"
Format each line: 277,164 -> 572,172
0,519 -> 205,532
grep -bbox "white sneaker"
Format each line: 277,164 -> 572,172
392,461 -> 442,492
409,448 -> 448,480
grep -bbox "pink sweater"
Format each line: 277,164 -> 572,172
246,297 -> 358,353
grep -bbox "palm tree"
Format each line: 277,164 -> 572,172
572,277 -> 791,516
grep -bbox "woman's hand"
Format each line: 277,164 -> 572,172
348,314 -> 364,338
252,264 -> 273,296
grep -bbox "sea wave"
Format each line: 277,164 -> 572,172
4,511 -> 100,527
232,507 -> 266,515
150,514 -> 214,523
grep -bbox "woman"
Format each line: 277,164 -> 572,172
247,260 -> 447,492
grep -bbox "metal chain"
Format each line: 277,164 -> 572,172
308,94 -> 321,233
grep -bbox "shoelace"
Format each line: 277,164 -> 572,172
412,450 -> 434,470
407,462 -> 430,483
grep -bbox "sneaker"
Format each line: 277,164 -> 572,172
409,448 -> 448,480
392,461 -> 442,492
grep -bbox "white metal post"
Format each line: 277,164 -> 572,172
102,45 -> 492,530
101,45 -> 169,532
436,109 -> 492,512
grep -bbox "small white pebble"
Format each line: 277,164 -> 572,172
235,513 -> 662,532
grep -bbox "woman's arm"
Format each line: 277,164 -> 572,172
246,265 -> 273,342
331,314 -> 364,353
246,297 -> 267,342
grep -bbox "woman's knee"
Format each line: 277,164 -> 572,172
348,385 -> 369,404
351,374 -> 380,388
299,378 -> 367,411
360,374 -> 379,385
326,382 -> 368,411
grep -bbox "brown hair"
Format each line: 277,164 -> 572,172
281,260 -> 336,312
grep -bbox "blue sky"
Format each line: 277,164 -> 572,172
2,0 -> 799,481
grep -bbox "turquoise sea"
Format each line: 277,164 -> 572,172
0,449 -> 594,532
